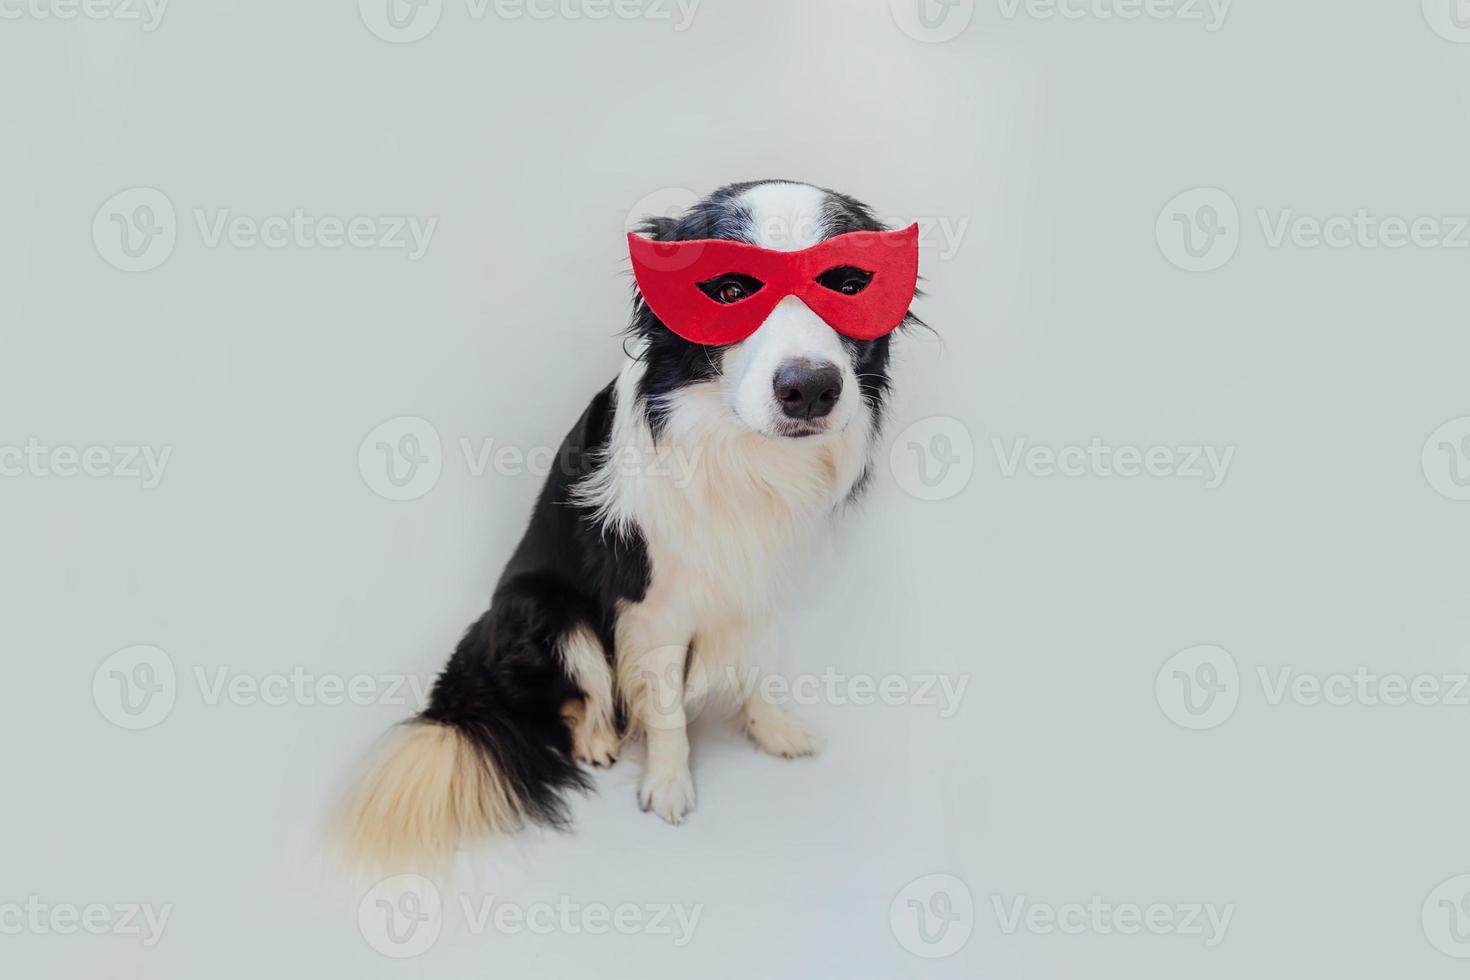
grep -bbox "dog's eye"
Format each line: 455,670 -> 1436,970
698,273 -> 764,305
816,266 -> 874,296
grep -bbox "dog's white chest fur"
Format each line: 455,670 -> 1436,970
584,358 -> 871,628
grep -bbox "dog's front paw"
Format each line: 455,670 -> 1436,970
745,709 -> 821,759
573,724 -> 620,768
638,766 -> 695,824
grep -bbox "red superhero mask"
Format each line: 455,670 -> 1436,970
627,224 -> 920,346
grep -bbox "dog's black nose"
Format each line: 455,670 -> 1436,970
773,359 -> 843,420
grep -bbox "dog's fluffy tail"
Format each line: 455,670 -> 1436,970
334,603 -> 593,873
335,720 -> 518,872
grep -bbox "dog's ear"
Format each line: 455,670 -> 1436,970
636,215 -> 678,242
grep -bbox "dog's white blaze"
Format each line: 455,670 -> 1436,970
586,354 -> 871,621
721,182 -> 860,438
723,295 -> 858,436
736,182 -> 830,251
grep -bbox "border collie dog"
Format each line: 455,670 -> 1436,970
340,179 -> 917,870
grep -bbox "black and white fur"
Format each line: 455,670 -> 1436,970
338,180 -> 913,869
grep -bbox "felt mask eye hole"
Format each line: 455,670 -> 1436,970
815,266 -> 875,296
697,273 -> 765,305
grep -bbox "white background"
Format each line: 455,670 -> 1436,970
3,0 -> 1470,976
